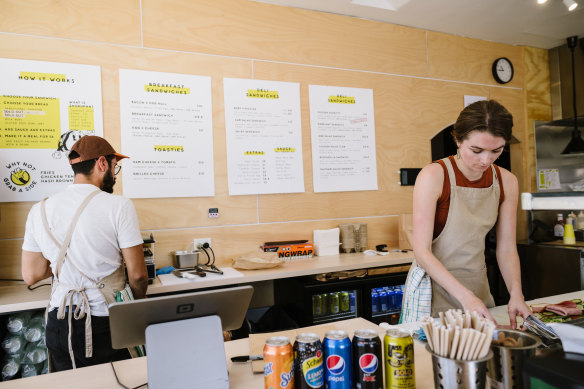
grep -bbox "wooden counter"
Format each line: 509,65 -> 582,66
0,317 -> 433,389
0,251 -> 414,314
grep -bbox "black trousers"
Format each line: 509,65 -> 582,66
46,308 -> 130,372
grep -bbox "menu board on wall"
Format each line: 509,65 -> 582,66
119,69 -> 215,198
309,85 -> 378,193
223,78 -> 304,195
0,58 -> 103,202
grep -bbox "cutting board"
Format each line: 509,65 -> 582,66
249,323 -> 338,373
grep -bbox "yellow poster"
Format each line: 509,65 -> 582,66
0,95 -> 61,149
68,105 -> 95,132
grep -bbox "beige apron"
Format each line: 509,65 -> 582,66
430,157 -> 499,316
40,189 -> 125,369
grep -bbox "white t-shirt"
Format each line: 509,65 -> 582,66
22,184 -> 143,316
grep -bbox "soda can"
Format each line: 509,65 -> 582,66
312,294 -> 323,317
386,287 -> 396,311
394,287 -> 404,309
264,336 -> 294,389
339,291 -> 350,312
352,329 -> 382,389
371,291 -> 379,313
378,289 -> 388,312
349,292 -> 356,312
293,333 -> 324,389
323,330 -> 352,389
328,292 -> 340,315
384,328 -> 415,389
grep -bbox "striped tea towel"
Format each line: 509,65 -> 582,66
115,285 -> 145,358
399,264 -> 432,323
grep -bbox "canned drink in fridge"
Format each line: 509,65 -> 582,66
312,294 -> 323,317
352,329 -> 382,389
328,292 -> 340,315
378,289 -> 388,312
384,328 -> 415,389
371,291 -> 379,313
394,287 -> 404,309
323,330 -> 352,389
339,291 -> 350,312
293,333 -> 324,389
264,336 -> 295,389
349,292 -> 356,312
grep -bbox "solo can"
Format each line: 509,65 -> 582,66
352,329 -> 382,389
264,336 -> 295,389
323,330 -> 352,389
293,333 -> 324,389
384,328 -> 415,389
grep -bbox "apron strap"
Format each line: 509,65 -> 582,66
41,189 -> 101,279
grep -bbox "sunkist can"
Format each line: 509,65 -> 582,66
293,333 -> 324,389
352,329 -> 382,389
324,330 -> 352,389
384,328 -> 415,389
264,336 -> 295,389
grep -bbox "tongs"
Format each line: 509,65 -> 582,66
196,264 -> 223,275
523,314 -> 559,341
173,268 -> 206,279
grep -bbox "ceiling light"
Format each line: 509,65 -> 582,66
537,0 -> 548,4
563,0 -> 578,11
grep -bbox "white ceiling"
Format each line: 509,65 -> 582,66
254,0 -> 584,49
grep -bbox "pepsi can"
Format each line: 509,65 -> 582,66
386,287 -> 396,311
378,289 -> 388,312
371,291 -> 379,313
323,330 -> 352,389
349,292 -> 356,312
352,329 -> 382,389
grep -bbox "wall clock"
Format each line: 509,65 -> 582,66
492,57 -> 514,84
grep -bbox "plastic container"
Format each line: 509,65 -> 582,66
427,344 -> 492,389
577,210 -> 584,230
487,329 -> 542,389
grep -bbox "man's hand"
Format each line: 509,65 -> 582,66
122,245 -> 148,299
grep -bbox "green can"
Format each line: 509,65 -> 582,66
384,328 -> 415,389
312,294 -> 323,316
339,291 -> 350,312
328,292 -> 339,314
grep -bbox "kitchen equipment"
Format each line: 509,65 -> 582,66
428,344 -> 492,389
487,329 -> 542,389
173,250 -> 199,268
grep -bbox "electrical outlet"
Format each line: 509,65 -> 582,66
193,238 -> 212,249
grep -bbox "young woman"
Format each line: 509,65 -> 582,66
409,100 -> 531,328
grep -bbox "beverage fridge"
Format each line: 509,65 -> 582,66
273,266 -> 409,327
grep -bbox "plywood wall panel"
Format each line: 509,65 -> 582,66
0,0 -> 141,46
0,240 -> 23,280
151,216 -> 399,268
0,203 -> 33,239
142,0 -> 427,76
427,32 -> 524,87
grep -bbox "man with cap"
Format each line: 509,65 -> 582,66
21,135 -> 148,371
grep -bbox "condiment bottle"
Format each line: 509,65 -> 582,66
564,222 -> 576,245
568,211 -> 577,227
577,210 -> 584,230
553,213 -> 564,238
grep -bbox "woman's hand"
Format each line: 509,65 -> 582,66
507,294 -> 532,329
459,291 -> 496,323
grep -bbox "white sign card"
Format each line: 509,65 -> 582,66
223,78 -> 304,195
538,169 -> 561,190
309,85 -> 378,193
119,69 -> 215,198
0,58 -> 103,202
463,95 -> 486,107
